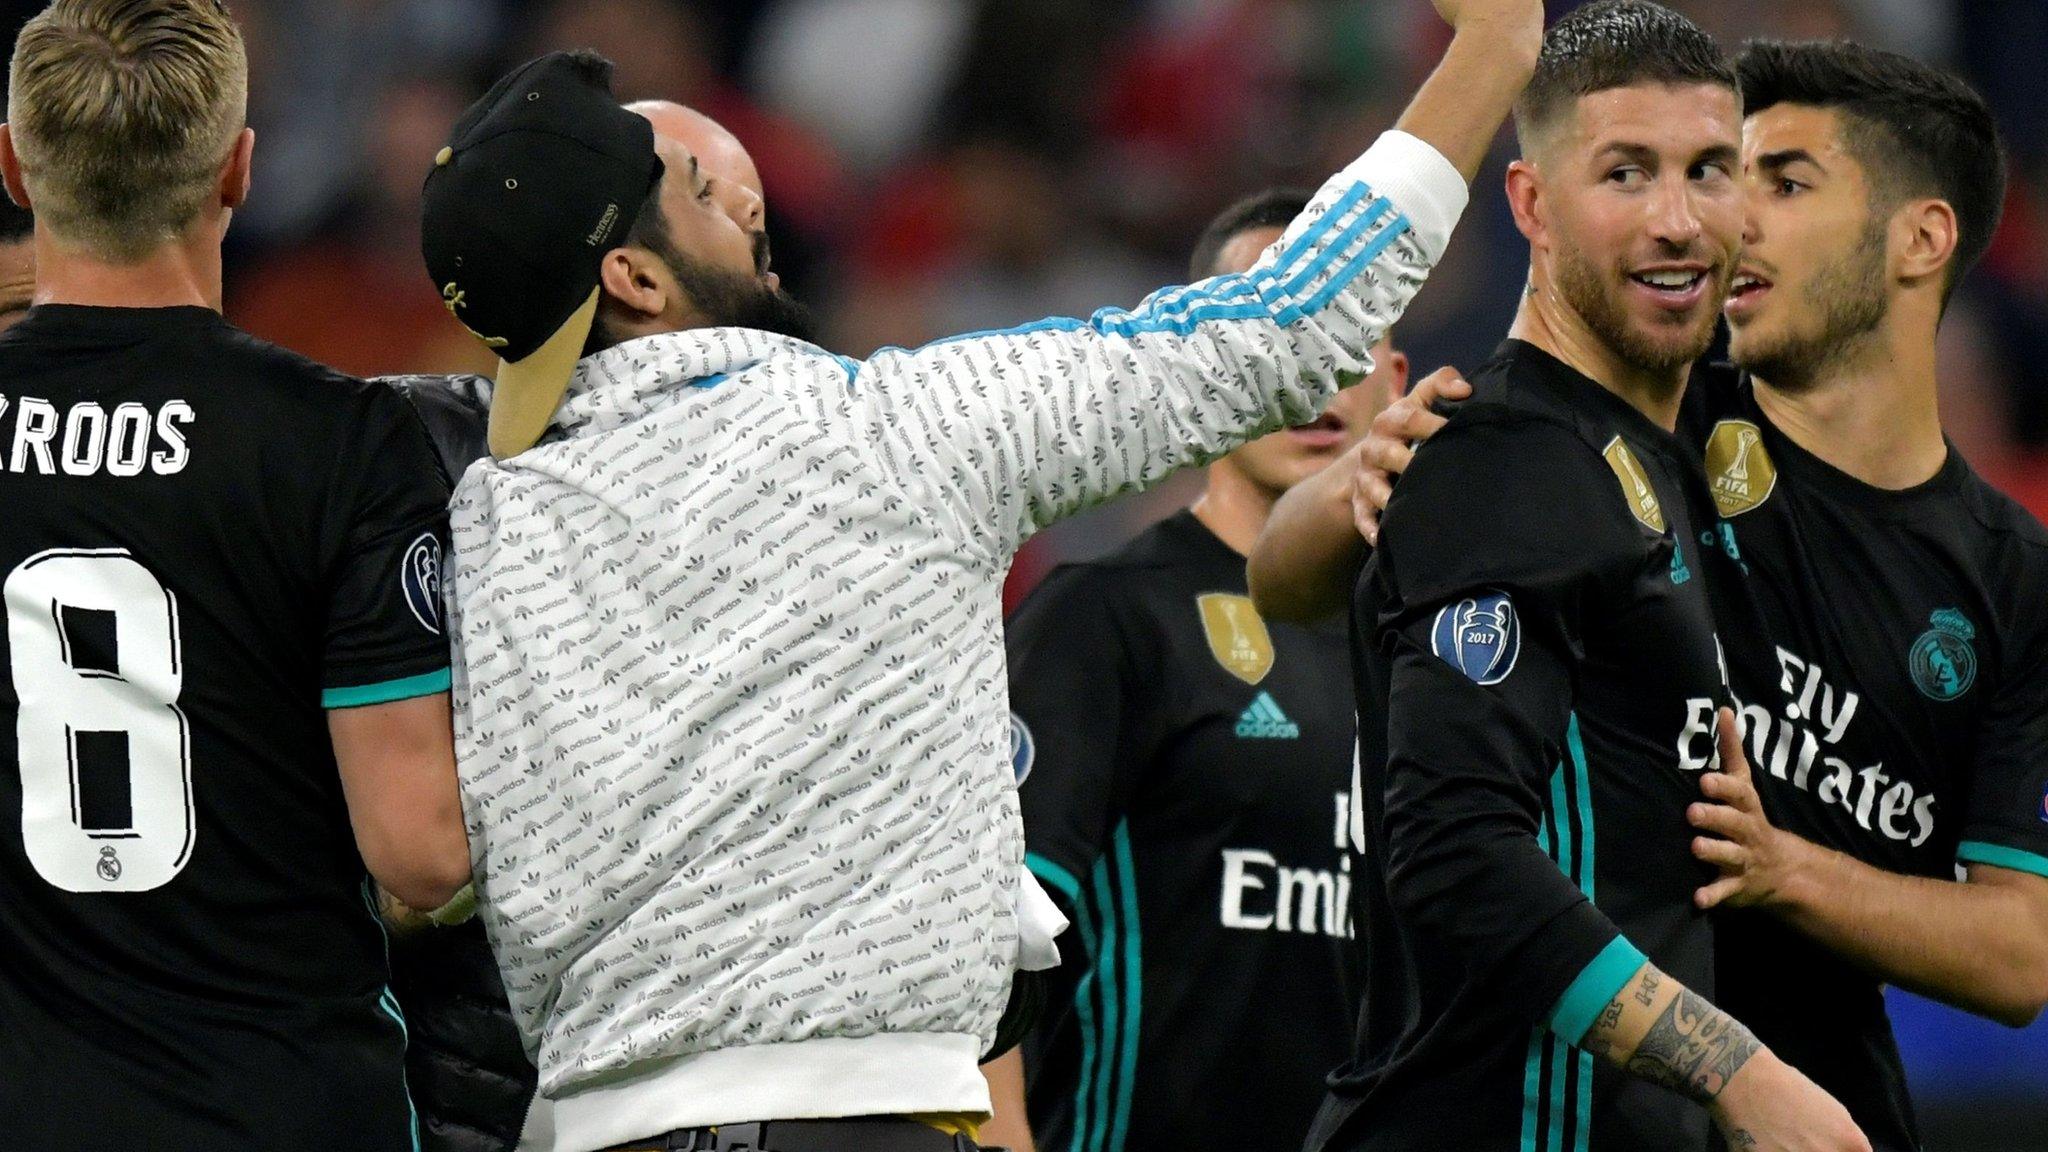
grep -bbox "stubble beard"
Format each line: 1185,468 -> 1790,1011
1554,246 -> 1724,381
1730,221 -> 1889,393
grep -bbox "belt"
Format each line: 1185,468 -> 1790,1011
608,1117 -> 986,1152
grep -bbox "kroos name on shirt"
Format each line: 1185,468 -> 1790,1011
0,395 -> 193,477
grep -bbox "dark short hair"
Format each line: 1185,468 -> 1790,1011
1187,188 -> 1310,282
1513,0 -> 1736,154
1738,39 -> 2007,302
0,198 -> 31,243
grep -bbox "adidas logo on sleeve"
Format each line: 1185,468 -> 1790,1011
1234,692 -> 1300,740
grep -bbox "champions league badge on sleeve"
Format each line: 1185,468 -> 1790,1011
401,532 -> 444,636
1431,592 -> 1521,686
1009,712 -> 1036,785
1908,607 -> 1976,701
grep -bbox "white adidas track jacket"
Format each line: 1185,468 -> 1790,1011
445,129 -> 1468,1152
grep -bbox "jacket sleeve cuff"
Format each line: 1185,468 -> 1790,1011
1546,936 -> 1649,1045
1342,130 -> 1470,265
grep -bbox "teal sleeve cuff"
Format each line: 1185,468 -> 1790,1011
1546,936 -> 1648,1045
1957,840 -> 2048,880
322,666 -> 452,709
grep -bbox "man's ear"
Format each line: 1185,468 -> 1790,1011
220,127 -> 255,210
1383,349 -> 1411,407
596,247 -> 669,325
1505,159 -> 1547,249
0,125 -> 33,211
1893,197 -> 1959,292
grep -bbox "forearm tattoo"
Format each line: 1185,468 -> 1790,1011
1634,969 -> 1661,1008
1623,988 -> 1762,1103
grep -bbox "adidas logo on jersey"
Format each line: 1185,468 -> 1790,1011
1234,692 -> 1299,740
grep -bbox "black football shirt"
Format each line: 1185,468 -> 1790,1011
0,305 -> 453,1149
1008,510 -> 1359,1152
1312,341 -> 1736,1152
1685,367 -> 2048,1152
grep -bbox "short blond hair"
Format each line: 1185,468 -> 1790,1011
8,0 -> 248,261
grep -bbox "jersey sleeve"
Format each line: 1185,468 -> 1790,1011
1371,413 -> 1648,1042
1958,597 -> 2048,879
1008,564 -> 1158,888
853,131 -> 1469,563
321,384 -> 455,708
1006,563 -> 1162,1048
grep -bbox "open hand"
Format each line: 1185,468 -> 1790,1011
1352,366 -> 1469,545
1690,708 -> 1816,910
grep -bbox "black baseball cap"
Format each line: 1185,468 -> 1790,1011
421,50 -> 663,458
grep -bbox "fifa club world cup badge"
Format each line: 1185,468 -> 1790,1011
1602,436 -> 1665,532
1198,593 -> 1275,685
1430,592 -> 1522,686
1908,608 -> 1977,701
1704,420 -> 1778,517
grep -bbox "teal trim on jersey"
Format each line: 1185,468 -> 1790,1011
1029,831 -> 1139,1152
377,988 -> 423,1152
1567,714 -> 1593,902
1027,853 -> 1102,1152
358,880 -> 423,1152
1108,823 -> 1143,1152
1523,714 -> 1604,1152
1087,847 -> 1121,1152
1957,840 -> 2048,879
1549,937 -> 1646,1044
1566,715 -> 1594,1152
322,666 -> 451,709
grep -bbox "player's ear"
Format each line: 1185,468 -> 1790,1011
219,127 -> 255,211
0,125 -> 31,211
1893,197 -> 1958,293
1505,159 -> 1546,248
1384,349 -> 1410,406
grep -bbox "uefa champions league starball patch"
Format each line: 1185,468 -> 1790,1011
1430,592 -> 1521,686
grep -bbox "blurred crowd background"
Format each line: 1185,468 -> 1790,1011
0,0 -> 2041,1146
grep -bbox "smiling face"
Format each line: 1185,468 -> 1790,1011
1725,103 -> 1891,387
1524,82 -> 1744,377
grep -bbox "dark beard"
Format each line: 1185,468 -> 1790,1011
1731,218 -> 1888,392
1555,246 -> 1722,379
667,248 -> 818,343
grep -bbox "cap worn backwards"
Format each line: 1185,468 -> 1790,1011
420,50 -> 663,459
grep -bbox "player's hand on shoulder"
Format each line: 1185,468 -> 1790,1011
1354,366 -> 1469,545
1709,1048 -> 1872,1152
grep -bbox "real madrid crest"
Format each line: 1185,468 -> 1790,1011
1197,593 -> 1275,685
1704,420 -> 1778,517
1909,607 -> 1978,701
1601,436 -> 1665,532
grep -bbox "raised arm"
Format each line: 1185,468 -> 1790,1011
855,2 -> 1540,561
